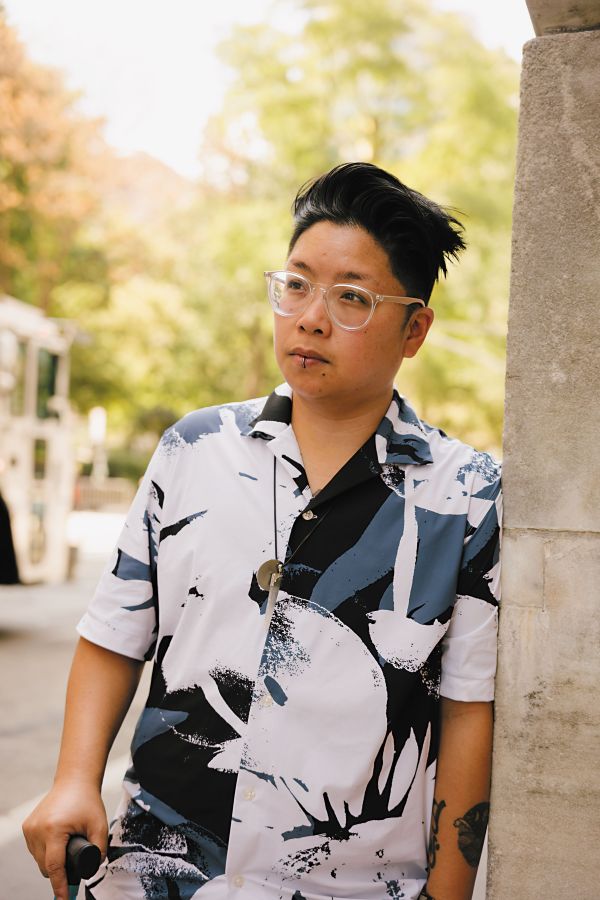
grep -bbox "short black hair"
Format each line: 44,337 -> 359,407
289,162 -> 466,303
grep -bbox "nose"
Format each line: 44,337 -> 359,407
295,286 -> 332,335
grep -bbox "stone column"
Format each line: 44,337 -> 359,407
488,4 -> 600,899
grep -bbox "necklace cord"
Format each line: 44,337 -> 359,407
272,455 -> 332,575
273,456 -> 279,562
284,505 -> 332,568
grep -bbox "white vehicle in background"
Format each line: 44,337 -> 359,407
0,295 -> 75,583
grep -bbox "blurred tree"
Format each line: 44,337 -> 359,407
0,11 -> 109,312
1,0 -> 519,457
0,12 -> 202,440
50,197 -> 205,431
191,0 -> 519,450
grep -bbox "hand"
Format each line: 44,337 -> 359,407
22,781 -> 108,900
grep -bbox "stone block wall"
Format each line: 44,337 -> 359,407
488,29 -> 600,900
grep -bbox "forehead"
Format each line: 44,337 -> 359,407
287,221 -> 397,285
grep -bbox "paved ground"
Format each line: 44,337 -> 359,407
0,511 -> 487,899
0,512 -> 150,898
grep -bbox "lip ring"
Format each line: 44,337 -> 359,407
289,348 -> 327,363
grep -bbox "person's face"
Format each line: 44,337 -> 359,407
273,221 -> 433,412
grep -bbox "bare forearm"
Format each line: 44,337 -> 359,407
54,636 -> 143,788
424,699 -> 493,900
23,636 -> 144,899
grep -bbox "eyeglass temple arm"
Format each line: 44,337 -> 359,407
379,296 -> 426,307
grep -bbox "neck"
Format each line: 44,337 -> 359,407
290,389 -> 394,493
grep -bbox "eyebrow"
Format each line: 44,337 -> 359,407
287,258 -> 369,282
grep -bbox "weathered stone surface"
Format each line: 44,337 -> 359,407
490,25 -> 600,900
501,529 -> 545,608
489,535 -> 600,898
503,31 -> 600,534
526,0 -> 600,35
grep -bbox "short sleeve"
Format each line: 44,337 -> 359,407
77,437 -> 167,661
440,455 -> 502,702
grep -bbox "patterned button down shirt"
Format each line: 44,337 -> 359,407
79,384 -> 502,900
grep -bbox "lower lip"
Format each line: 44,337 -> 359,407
290,354 -> 327,368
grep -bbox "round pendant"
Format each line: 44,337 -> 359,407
257,559 -> 282,591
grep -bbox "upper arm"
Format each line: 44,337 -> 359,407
437,697 -> 494,781
77,435 -> 170,661
441,459 -> 502,703
440,697 -> 494,737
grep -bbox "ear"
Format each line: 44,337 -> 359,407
402,307 -> 434,358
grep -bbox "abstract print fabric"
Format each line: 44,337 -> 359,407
78,384 -> 502,900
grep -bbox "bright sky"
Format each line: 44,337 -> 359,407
4,0 -> 534,178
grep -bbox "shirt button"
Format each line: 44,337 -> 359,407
233,875 -> 245,887
302,509 -> 316,520
243,788 -> 256,801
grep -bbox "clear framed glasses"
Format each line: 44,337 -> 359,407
264,270 -> 425,331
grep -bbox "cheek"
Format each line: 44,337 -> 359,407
356,325 -> 393,355
272,319 -> 286,360
357,327 -> 405,373
273,318 -> 303,374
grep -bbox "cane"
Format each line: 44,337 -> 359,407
54,835 -> 101,899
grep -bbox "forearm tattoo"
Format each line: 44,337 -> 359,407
426,798 -> 446,871
453,801 -> 490,868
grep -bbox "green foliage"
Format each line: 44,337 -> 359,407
0,16 -> 108,311
192,0 -> 519,450
1,1 -> 519,454
106,445 -> 151,482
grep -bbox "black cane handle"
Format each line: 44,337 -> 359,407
65,835 -> 101,885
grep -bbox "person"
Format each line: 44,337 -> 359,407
0,485 -> 20,584
23,162 -> 501,900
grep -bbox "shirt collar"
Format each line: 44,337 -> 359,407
248,384 -> 309,499
247,383 -> 294,440
374,391 -> 434,467
249,383 -> 434,468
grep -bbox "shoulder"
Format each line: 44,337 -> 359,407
423,429 -> 502,532
159,396 -> 267,450
426,423 -> 500,478
408,405 -> 501,502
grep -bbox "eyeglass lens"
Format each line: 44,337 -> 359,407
269,272 -> 373,329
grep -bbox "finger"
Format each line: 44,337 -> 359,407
22,825 -> 49,878
45,837 -> 69,900
83,804 -> 109,859
88,823 -> 109,862
22,815 -> 42,862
